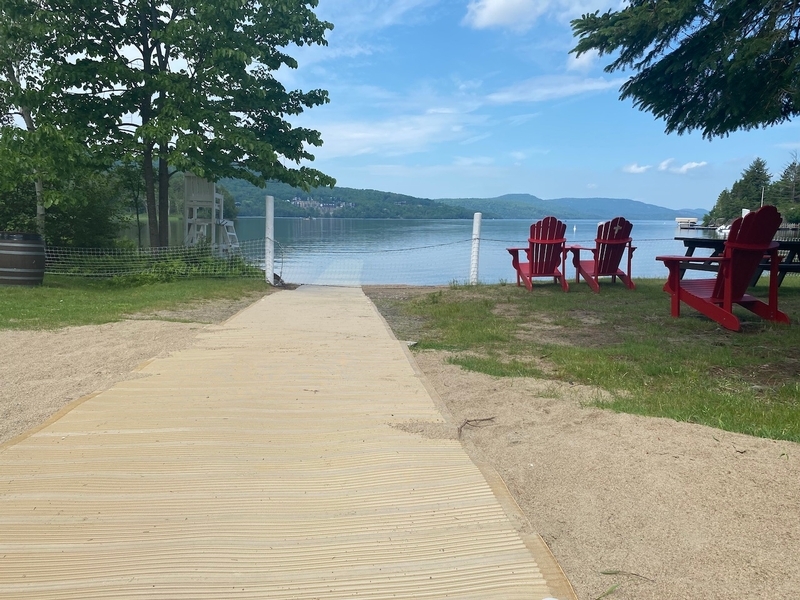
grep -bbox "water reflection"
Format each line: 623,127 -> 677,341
236,217 -> 697,285
119,216 -> 735,285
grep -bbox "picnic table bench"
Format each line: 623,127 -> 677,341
674,236 -> 800,286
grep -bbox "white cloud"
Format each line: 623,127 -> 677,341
566,48 -> 597,72
507,112 -> 541,126
657,159 -> 708,174
510,146 -> 550,158
370,0 -> 438,28
673,161 -> 707,174
464,0 -> 550,31
454,156 -> 495,166
311,111 -> 480,159
463,0 -> 618,31
320,0 -> 436,32
460,133 -> 493,145
623,163 -> 651,174
658,158 -> 674,171
455,78 -> 484,93
587,183 -> 598,189
487,75 -> 624,104
283,0 -> 436,71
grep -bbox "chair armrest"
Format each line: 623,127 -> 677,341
655,255 -> 726,263
566,244 -> 593,253
506,247 -> 526,255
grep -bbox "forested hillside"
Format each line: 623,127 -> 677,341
223,180 -> 476,219
221,179 -> 702,220
436,194 -> 705,220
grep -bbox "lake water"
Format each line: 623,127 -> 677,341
231,217 -> 720,286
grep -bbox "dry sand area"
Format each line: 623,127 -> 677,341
2,286 -> 800,599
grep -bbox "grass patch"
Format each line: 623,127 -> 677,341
366,277 -> 800,442
448,354 -> 545,378
0,275 -> 272,330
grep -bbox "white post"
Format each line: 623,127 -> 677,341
469,212 -> 482,285
265,195 -> 275,285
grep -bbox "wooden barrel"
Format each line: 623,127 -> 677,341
0,232 -> 46,286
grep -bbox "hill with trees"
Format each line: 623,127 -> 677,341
704,157 -> 800,225
225,178 -> 704,220
224,179 -> 477,219
435,194 -> 705,220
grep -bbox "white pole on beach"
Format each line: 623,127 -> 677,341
265,195 -> 274,285
469,212 -> 482,285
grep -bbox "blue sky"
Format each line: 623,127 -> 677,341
280,0 -> 800,211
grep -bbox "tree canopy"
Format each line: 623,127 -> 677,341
705,156 -> 800,225
1,0 -> 335,246
571,1 -> 800,138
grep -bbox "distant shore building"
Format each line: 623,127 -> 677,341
290,196 -> 355,214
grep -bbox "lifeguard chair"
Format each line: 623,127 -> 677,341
184,173 -> 239,254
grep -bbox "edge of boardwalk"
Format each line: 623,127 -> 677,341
369,293 -> 577,600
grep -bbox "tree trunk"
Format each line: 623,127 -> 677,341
143,147 -> 159,248
135,204 -> 142,249
34,178 -> 45,237
17,105 -> 46,238
158,155 -> 170,247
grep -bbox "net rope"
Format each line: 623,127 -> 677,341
43,234 -> 798,286
45,239 -> 277,280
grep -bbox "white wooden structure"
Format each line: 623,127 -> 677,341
184,173 -> 239,253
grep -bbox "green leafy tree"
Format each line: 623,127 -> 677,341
704,189 -> 733,226
0,0 -> 89,236
17,0 -> 334,247
112,160 -> 147,248
0,182 -> 37,232
771,153 -> 800,206
572,2 -> 800,138
0,0 -> 45,233
770,154 -> 800,223
706,158 -> 772,223
0,170 -> 128,246
731,158 -> 772,213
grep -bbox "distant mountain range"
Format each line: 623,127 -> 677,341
223,178 -> 707,220
436,193 -> 707,220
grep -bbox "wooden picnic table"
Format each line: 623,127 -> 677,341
674,236 -> 800,286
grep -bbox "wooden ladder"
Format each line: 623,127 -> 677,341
217,219 -> 240,253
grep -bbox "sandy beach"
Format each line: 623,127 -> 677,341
2,287 -> 799,599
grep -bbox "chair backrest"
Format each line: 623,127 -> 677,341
712,205 -> 782,300
593,217 -> 633,275
527,216 -> 567,276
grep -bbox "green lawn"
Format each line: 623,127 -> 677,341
366,277 -> 800,442
0,275 -> 272,329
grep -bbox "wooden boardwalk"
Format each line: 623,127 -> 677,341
0,286 -> 575,599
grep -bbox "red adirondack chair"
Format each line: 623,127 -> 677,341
506,216 -> 569,291
568,217 -> 635,292
656,205 -> 790,331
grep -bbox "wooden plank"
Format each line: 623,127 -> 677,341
0,286 -> 575,600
